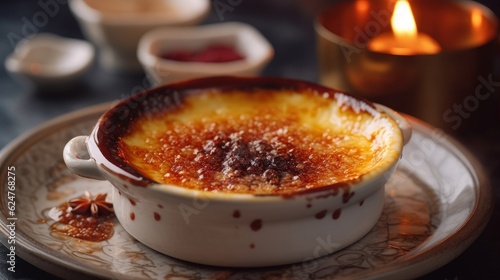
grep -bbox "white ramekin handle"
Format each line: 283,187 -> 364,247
63,135 -> 105,180
375,104 -> 412,145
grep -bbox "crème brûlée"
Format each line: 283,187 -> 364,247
116,88 -> 400,195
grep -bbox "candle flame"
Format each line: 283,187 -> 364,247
367,0 -> 441,55
471,8 -> 482,28
391,0 -> 418,39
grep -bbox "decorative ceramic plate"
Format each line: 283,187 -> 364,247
0,103 -> 492,280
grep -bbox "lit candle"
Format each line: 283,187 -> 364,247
368,0 -> 441,55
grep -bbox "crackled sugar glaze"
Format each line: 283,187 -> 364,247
118,89 -> 395,194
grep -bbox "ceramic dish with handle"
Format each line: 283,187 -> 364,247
63,76 -> 410,267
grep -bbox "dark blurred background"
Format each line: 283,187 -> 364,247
1,1 -> 499,279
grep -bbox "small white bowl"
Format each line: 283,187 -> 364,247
137,22 -> 274,85
69,0 -> 210,72
4,33 -> 94,91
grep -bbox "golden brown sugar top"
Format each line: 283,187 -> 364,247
117,89 -> 394,195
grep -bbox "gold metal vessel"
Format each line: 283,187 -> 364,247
316,0 -> 498,136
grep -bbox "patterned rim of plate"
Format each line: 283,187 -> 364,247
0,103 -> 492,280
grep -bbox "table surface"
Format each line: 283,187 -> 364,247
1,1 -> 500,279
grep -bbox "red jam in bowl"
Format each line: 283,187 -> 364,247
160,44 -> 245,63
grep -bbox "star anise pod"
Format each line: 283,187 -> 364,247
69,191 -> 114,217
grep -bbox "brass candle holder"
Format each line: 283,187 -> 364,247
315,0 -> 498,136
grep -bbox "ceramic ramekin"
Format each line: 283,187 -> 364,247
4,33 -> 94,91
63,76 -> 410,267
137,22 -> 274,85
69,0 -> 210,71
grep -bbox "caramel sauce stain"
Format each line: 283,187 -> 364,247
37,218 -> 49,224
342,186 -> 355,204
279,183 -> 347,200
129,198 -> 136,206
100,164 -> 151,187
130,212 -> 135,221
250,219 -> 262,231
233,210 -> 241,218
49,203 -> 115,242
332,209 -> 342,220
154,212 -> 161,221
315,210 -> 327,219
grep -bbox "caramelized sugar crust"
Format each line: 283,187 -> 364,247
116,88 -> 392,195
